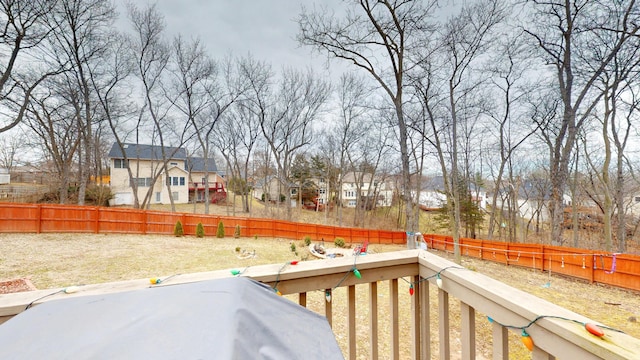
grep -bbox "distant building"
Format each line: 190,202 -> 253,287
0,168 -> 9,185
339,172 -> 394,208
108,143 -> 225,206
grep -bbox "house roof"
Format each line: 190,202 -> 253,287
186,157 -> 218,173
420,176 -> 446,192
108,143 -> 187,160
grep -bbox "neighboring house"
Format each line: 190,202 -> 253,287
0,168 -> 9,185
416,176 -> 447,210
108,143 -> 225,206
252,176 -> 299,205
340,172 -> 394,208
493,179 -> 570,223
309,176 -> 329,206
186,157 -> 226,204
416,176 -> 487,211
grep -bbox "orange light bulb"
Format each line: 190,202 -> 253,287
521,331 -> 534,351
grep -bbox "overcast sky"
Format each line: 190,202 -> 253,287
118,0 -> 347,76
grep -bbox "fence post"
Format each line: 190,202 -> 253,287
143,210 -> 148,235
93,206 -> 100,234
36,204 -> 42,234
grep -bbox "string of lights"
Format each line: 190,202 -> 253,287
149,274 -> 180,285
488,314 -> 624,351
24,286 -> 80,310
396,264 -> 626,352
427,238 -> 620,258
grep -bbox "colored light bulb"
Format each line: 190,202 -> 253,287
150,278 -> 161,284
325,290 -> 332,302
64,286 -> 79,294
290,260 -> 299,265
230,269 -> 241,276
521,330 -> 534,351
487,316 -> 494,323
436,274 -> 443,288
353,268 -> 362,279
585,323 -> 605,337
409,285 -> 414,296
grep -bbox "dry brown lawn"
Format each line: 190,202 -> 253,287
1,232 -> 639,359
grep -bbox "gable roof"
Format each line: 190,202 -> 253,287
108,143 -> 187,161
186,157 -> 218,173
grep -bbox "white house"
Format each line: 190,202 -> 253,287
108,143 -> 224,206
0,168 -> 9,185
416,176 -> 487,211
339,172 -> 394,208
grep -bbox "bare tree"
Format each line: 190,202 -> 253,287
331,72 -> 372,226
0,133 -> 27,171
484,32 -> 541,241
128,2 -> 182,210
259,67 -> 330,220
582,32 -> 640,251
0,0 -> 59,134
167,35 -> 216,213
212,57 -> 265,215
25,80 -> 81,203
523,0 -> 640,245
44,0 -> 116,205
298,0 -> 439,233
411,0 -> 505,261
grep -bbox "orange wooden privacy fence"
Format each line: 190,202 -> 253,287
423,234 -> 640,292
0,203 -> 406,245
1,203 -> 638,292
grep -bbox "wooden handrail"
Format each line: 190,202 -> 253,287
1,250 -> 639,359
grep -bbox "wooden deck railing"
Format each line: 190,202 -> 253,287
1,250 -> 639,359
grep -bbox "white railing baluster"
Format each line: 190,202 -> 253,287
460,302 -> 476,359
438,288 -> 451,360
348,285 -> 356,360
491,322 -> 508,360
390,278 -> 399,360
420,281 -> 431,360
369,281 -> 379,360
411,274 -> 421,359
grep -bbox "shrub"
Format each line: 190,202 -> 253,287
334,238 -> 345,248
234,224 -> 241,238
303,236 -> 312,246
85,185 -> 113,206
290,242 -> 297,253
216,221 -> 225,238
174,221 -> 184,237
196,222 -> 205,238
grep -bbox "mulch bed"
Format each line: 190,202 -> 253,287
0,278 -> 37,294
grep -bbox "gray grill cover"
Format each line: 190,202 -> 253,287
0,277 -> 343,359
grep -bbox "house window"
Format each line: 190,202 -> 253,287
155,192 -> 161,202
170,162 -> 178,166
132,177 -> 152,187
348,200 -> 356,207
172,192 -> 179,201
114,159 -> 128,168
636,196 -> 640,203
167,176 -> 186,186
